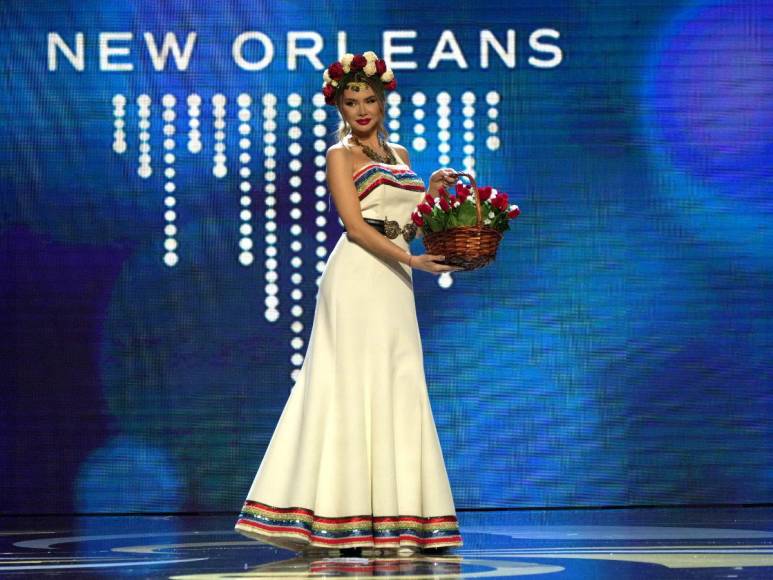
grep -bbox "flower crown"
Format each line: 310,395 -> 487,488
321,51 -> 397,106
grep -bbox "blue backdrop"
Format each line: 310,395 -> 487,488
1,0 -> 771,515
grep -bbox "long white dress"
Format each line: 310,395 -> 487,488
234,155 -> 463,550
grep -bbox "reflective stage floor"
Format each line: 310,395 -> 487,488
1,506 -> 772,578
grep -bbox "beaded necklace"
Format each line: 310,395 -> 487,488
351,135 -> 398,165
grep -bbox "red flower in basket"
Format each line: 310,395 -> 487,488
423,193 -> 435,207
418,202 -> 432,215
507,206 -> 521,218
411,211 -> 424,227
438,197 -> 452,212
491,194 -> 509,212
455,183 -> 470,202
477,185 -> 493,201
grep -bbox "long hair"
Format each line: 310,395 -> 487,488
334,71 -> 390,144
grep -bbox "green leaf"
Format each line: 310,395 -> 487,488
456,201 -> 478,226
435,208 -> 449,230
428,212 -> 445,232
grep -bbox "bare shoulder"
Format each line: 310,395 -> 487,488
391,143 -> 411,167
326,142 -> 353,171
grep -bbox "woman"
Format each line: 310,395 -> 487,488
235,51 -> 464,557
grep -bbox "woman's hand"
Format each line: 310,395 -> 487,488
427,168 -> 458,197
409,254 -> 464,275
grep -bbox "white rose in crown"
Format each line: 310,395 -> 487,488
380,70 -> 394,83
363,51 -> 378,62
363,61 -> 377,76
323,69 -> 331,83
340,53 -> 354,73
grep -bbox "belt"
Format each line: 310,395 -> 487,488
344,217 -> 418,242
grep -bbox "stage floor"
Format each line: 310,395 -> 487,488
1,506 -> 771,578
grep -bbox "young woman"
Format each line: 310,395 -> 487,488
235,51 -> 464,557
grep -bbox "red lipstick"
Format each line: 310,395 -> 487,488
355,118 -> 371,126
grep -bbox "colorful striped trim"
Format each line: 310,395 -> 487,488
235,499 -> 463,548
353,163 -> 425,200
352,162 -> 405,180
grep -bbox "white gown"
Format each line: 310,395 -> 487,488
234,154 -> 463,550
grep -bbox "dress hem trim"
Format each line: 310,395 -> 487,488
234,499 -> 463,549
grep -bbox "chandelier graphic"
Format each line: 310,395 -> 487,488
111,88 -> 502,351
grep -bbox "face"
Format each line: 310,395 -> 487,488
339,84 -> 383,133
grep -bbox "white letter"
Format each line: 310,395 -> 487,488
287,31 -> 324,70
383,30 -> 417,70
144,32 -> 197,71
480,30 -> 515,69
48,32 -> 85,71
528,28 -> 562,68
232,31 -> 274,71
428,30 -> 468,69
99,32 -> 133,71
337,31 -> 347,60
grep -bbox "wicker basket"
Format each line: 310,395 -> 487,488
423,172 -> 504,270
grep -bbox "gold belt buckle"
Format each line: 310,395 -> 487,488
383,217 -> 400,239
401,222 -> 417,242
383,216 -> 417,242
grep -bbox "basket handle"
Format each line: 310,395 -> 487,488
452,171 -> 482,226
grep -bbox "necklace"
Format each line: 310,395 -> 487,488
351,135 -> 398,165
